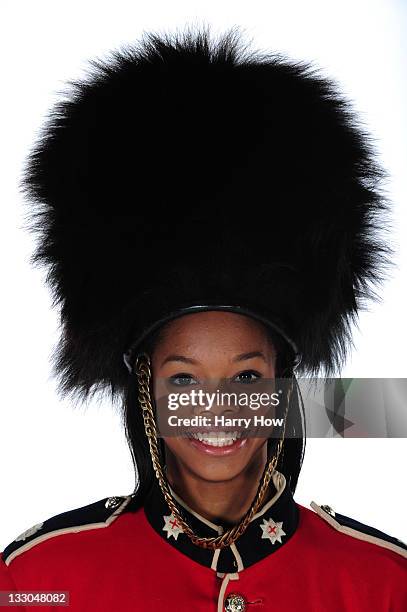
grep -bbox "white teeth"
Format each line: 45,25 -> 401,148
190,431 -> 241,446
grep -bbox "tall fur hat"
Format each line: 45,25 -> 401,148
20,26 -> 391,402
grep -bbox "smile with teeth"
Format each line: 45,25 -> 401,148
188,431 -> 242,446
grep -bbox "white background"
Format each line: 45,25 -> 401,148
0,0 -> 406,549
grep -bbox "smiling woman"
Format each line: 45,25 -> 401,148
149,311 -> 283,516
1,24 -> 406,612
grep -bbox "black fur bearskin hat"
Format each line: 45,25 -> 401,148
20,25 -> 391,402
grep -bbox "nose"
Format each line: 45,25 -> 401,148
191,378 -> 242,418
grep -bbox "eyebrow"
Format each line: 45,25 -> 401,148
160,351 -> 268,367
233,351 -> 268,363
161,355 -> 199,367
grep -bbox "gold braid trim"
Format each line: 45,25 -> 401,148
135,353 -> 292,550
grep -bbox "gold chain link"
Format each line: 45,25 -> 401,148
135,352 -> 292,550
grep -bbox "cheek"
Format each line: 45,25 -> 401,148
162,437 -> 183,457
162,437 -> 201,469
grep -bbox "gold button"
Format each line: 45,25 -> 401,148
224,593 -> 246,612
321,504 -> 335,517
105,496 -> 123,509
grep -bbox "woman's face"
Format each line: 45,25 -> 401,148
151,311 -> 277,483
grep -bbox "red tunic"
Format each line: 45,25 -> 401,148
1,471 -> 406,611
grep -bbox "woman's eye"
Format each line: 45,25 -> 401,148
169,373 -> 198,386
233,370 -> 262,384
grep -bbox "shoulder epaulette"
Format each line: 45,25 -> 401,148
310,501 -> 407,559
2,494 -> 139,566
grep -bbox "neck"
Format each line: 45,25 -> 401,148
165,445 -> 272,525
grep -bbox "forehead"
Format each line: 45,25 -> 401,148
154,311 -> 274,350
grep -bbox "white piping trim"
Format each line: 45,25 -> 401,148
217,573 -> 240,612
226,470 -> 285,573
230,543 -> 244,571
169,485 -> 224,535
310,501 -> 407,560
211,548 -> 221,571
251,470 -> 286,521
5,496 -> 133,566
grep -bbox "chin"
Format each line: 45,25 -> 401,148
164,436 -> 264,483
187,463 -> 247,483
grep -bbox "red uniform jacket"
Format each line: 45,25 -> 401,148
1,471 -> 406,611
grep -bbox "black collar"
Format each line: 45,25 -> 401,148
137,470 -> 299,573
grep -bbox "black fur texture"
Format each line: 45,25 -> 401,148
20,25 -> 392,402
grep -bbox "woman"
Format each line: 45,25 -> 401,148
1,26 -> 406,611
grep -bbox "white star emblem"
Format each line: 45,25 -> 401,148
162,514 -> 184,540
260,517 -> 286,544
15,522 -> 44,542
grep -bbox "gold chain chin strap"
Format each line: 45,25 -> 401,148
135,352 -> 292,550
